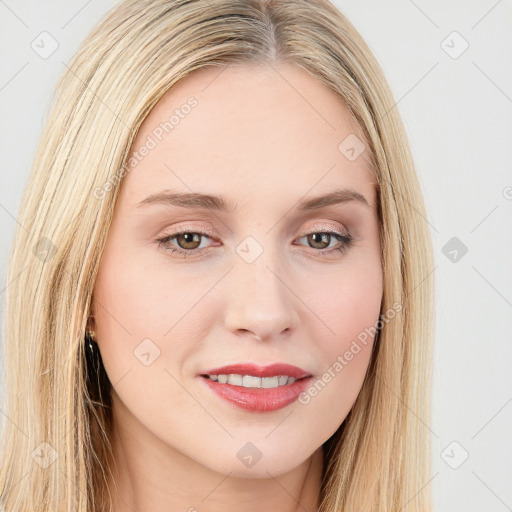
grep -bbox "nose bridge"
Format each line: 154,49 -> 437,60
224,237 -> 299,339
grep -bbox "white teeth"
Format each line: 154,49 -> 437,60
278,375 -> 288,386
205,374 -> 300,388
228,374 -> 243,386
261,376 -> 279,388
242,375 -> 261,388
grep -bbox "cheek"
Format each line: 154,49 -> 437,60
295,256 -> 382,433
91,253 -> 204,427
92,247 -> 169,380
302,249 -> 382,347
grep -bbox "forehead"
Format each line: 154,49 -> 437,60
119,62 -> 376,209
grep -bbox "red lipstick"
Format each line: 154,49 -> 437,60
202,362 -> 311,379
199,362 -> 312,412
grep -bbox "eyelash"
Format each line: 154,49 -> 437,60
155,226 -> 353,258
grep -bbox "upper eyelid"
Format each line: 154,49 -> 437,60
159,225 -> 348,239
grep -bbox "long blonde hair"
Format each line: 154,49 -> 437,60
0,0 -> 435,510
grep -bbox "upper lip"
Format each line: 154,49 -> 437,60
200,363 -> 311,379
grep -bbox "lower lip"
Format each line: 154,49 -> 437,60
200,376 -> 312,412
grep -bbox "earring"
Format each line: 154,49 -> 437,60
86,329 -> 96,353
84,327 -> 104,407
85,328 -> 102,381
85,329 -> 101,369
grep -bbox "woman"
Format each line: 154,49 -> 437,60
0,0 -> 435,510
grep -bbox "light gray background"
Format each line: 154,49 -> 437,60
1,1 -> 511,510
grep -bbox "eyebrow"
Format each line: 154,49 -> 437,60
135,188 -> 371,212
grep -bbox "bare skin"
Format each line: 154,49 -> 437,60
90,61 -> 383,512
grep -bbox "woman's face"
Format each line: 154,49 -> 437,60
91,62 -> 383,478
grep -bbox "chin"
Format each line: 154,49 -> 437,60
198,438 -> 313,479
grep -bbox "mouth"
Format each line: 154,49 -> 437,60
200,362 -> 311,384
198,362 -> 313,412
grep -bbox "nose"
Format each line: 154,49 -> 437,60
224,252 -> 299,342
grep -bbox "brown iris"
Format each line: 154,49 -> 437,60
306,233 -> 331,250
176,232 -> 202,250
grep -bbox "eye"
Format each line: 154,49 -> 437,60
155,226 -> 353,258
295,228 -> 353,256
156,229 -> 216,258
